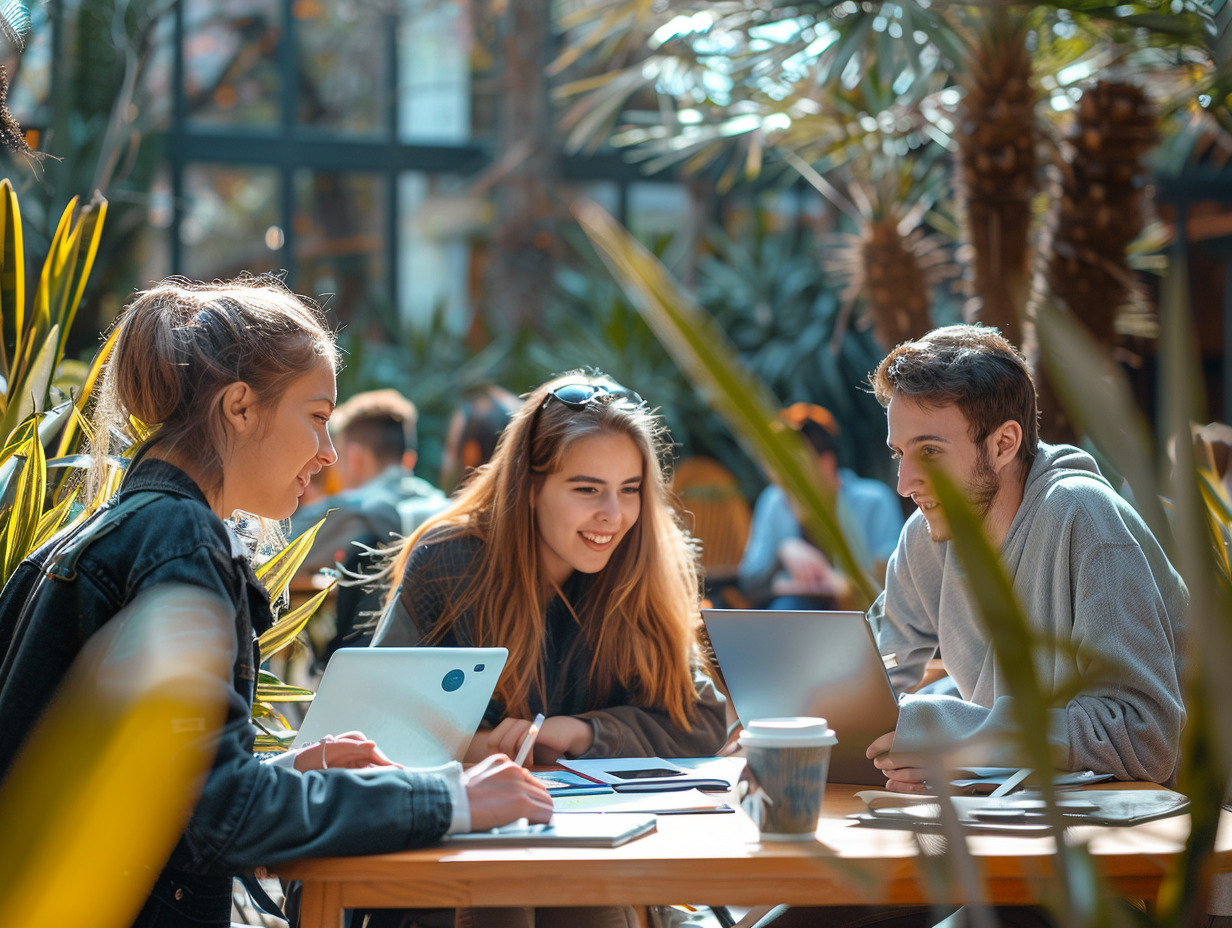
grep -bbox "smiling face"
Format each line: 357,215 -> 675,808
887,393 -> 1003,543
532,430 -> 644,587
221,356 -> 338,520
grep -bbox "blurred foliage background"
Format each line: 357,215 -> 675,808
2,0 -> 1227,498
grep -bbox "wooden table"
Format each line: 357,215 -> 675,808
276,781 -> 1232,928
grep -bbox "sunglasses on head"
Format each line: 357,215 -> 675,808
526,377 -> 644,460
543,378 -> 643,411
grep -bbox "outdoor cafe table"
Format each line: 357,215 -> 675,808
276,781 -> 1232,928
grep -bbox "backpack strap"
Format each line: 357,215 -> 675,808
46,491 -> 166,581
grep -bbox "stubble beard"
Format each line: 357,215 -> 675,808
925,447 -> 1000,543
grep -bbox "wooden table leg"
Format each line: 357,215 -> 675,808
299,880 -> 345,928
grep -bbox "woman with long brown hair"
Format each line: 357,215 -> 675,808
374,370 -> 726,767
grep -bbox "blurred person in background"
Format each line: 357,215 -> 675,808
439,382 -> 522,494
738,403 -> 903,610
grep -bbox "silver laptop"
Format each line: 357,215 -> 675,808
291,647 -> 507,767
702,609 -> 900,786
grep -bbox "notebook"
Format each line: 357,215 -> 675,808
702,609 -> 900,786
442,812 -> 657,847
291,647 -> 507,768
558,756 -> 730,792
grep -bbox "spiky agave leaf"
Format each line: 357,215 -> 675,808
828,213 -> 952,351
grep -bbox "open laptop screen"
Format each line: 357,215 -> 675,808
702,609 -> 899,786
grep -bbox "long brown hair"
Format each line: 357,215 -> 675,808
388,372 -> 704,728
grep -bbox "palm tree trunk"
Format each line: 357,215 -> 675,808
954,10 -> 1038,350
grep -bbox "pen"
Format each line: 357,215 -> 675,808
988,767 -> 1033,799
513,712 -> 546,767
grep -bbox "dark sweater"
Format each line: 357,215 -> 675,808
373,529 -> 727,758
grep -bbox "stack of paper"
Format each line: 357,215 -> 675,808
850,788 -> 1190,834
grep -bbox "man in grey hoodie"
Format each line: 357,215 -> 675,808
864,324 -> 1187,792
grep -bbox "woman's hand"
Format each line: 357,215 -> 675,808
293,730 -> 399,772
474,715 -> 596,764
534,716 -> 594,762
463,754 -> 554,831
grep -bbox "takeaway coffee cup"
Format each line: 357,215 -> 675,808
739,717 -> 837,842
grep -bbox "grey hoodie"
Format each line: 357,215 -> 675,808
870,442 -> 1187,784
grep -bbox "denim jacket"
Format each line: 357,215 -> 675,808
0,459 -> 452,928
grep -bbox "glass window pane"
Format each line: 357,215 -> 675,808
397,172 -> 471,331
185,0 -> 281,129
398,0 -> 470,143
295,0 -> 388,135
628,182 -> 689,242
180,165 -> 281,279
293,170 -> 388,324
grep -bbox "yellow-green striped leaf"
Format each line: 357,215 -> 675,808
254,516 -> 329,600
256,584 -> 333,662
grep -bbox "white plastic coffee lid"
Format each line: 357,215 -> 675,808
738,717 -> 837,748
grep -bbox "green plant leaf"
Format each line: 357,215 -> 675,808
257,585 -> 333,663
33,489 -> 77,548
2,424 -> 46,584
573,198 -> 877,606
33,196 -> 77,361
254,680 -> 316,703
0,323 -> 59,445
0,178 -> 24,383
56,193 -> 108,366
926,465 -> 1090,913
56,324 -> 119,459
253,731 -> 296,753
0,415 -> 37,467
254,516 -> 330,601
250,701 -> 291,729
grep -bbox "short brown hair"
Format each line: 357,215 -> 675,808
332,388 -> 418,461
870,324 -> 1039,467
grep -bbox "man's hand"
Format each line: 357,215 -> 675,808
778,538 -> 835,587
866,731 -> 930,794
294,730 -> 398,772
463,754 -> 554,831
474,715 -> 596,763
